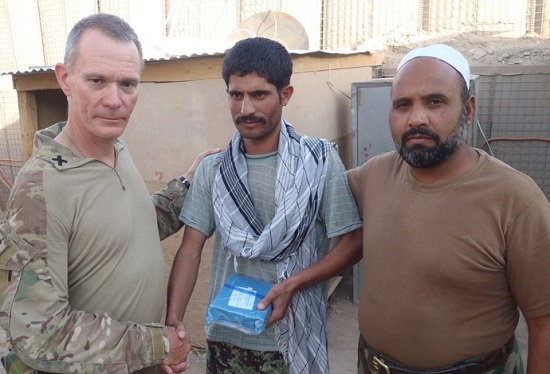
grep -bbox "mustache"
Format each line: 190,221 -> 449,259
401,127 -> 441,143
235,115 -> 266,124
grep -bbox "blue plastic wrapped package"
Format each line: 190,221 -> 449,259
206,274 -> 273,335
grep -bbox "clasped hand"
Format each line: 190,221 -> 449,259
160,321 -> 191,373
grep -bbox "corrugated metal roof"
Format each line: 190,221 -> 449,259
2,52 -> 220,75
4,66 -> 55,75
3,48 -> 371,75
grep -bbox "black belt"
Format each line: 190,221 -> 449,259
359,335 -> 515,374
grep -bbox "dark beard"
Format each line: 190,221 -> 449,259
394,111 -> 468,168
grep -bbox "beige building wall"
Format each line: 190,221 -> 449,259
124,58 -> 374,183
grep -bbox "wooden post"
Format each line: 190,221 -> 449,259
12,72 -> 61,162
17,91 -> 38,162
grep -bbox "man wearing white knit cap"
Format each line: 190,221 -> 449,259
348,44 -> 550,373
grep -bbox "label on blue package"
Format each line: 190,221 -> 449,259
228,287 -> 256,310
206,274 -> 273,335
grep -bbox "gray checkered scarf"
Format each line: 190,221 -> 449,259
213,121 -> 332,374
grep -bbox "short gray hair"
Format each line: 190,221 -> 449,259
64,13 -> 144,72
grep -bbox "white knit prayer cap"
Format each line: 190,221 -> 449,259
396,44 -> 470,89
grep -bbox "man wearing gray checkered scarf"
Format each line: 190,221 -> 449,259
165,37 -> 363,374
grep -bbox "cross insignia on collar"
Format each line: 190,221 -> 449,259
52,155 -> 68,166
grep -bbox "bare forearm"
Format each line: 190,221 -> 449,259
166,228 -> 206,324
166,252 -> 201,323
526,313 -> 550,373
284,228 -> 362,292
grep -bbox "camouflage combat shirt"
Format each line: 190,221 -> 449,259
0,122 -> 187,373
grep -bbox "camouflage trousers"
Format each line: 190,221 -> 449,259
358,336 -> 524,374
206,340 -> 288,374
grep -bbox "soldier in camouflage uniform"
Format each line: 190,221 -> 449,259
0,13 -> 218,374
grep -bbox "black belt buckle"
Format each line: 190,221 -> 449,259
373,356 -> 391,374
